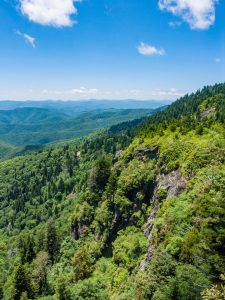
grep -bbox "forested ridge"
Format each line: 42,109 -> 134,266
0,84 -> 224,300
0,107 -> 158,160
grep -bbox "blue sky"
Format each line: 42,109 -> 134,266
0,0 -> 224,101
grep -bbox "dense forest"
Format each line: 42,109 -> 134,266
0,107 -> 160,161
0,83 -> 224,299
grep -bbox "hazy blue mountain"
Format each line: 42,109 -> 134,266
0,107 -> 68,125
0,99 -> 171,115
0,106 -> 164,159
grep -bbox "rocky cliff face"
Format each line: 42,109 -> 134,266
140,169 -> 186,270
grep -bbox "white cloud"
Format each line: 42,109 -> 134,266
15,30 -> 36,48
20,0 -> 81,27
41,86 -> 185,100
150,87 -> 185,98
68,87 -> 98,94
158,0 -> 218,30
42,87 -> 99,96
40,87 -> 184,100
215,58 -> 221,63
137,42 -> 166,56
1,86 -> 187,101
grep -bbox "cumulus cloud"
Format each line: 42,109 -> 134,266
151,87 -> 185,98
137,42 -> 166,56
20,0 -> 81,27
158,0 -> 218,30
42,87 -> 98,95
15,30 -> 36,48
69,87 -> 98,94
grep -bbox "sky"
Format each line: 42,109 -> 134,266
0,0 -> 224,101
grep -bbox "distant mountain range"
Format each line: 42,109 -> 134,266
0,107 -> 64,125
0,100 -> 171,115
0,105 -> 165,160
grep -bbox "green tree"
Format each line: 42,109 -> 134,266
25,235 -> 36,264
113,227 -> 147,271
0,283 -> 3,300
72,246 -> 94,281
202,285 -> 225,300
54,275 -> 71,300
20,291 -> 29,300
30,251 -> 49,296
175,264 -> 210,300
89,156 -> 111,192
72,243 -> 100,282
46,219 -> 60,264
14,265 -> 32,300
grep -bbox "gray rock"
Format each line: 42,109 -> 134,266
135,146 -> 159,160
200,107 -> 216,120
140,169 -> 186,271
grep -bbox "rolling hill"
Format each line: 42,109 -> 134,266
0,107 -> 162,160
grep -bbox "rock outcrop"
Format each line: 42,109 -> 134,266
135,146 -> 159,160
200,107 -> 216,120
140,169 -> 186,270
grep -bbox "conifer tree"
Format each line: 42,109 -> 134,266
46,219 -> 60,264
89,156 -> 111,192
14,265 -> 32,300
25,235 -> 35,264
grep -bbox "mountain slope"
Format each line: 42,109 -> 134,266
0,107 -> 67,125
0,141 -> 17,160
0,84 -> 224,300
0,108 -> 157,147
0,107 -> 160,160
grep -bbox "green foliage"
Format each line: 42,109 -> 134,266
0,107 -> 155,157
29,251 -> 49,296
13,264 -> 33,300
175,264 -> 210,300
0,83 -> 224,299
166,236 -> 184,256
70,278 -> 109,300
113,227 -> 147,271
72,242 -> 101,281
54,275 -> 71,300
46,219 -> 60,264
89,155 -> 112,192
18,233 -> 36,264
137,249 -> 177,299
202,279 -> 225,300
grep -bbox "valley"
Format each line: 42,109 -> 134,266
0,105 -> 163,160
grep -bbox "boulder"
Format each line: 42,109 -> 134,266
135,146 -> 159,160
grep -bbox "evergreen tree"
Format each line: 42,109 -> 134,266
0,283 -> 3,300
14,265 -> 32,300
89,156 -> 112,192
25,235 -> 35,264
31,251 -> 49,296
46,219 -> 60,264
18,234 -> 35,264
58,178 -> 65,193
